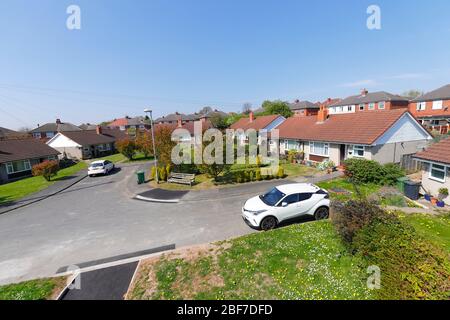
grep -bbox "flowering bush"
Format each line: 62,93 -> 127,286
32,160 -> 59,181
317,159 -> 335,171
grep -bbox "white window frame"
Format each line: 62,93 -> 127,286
417,102 -> 426,111
378,101 -> 385,109
6,159 -> 32,174
349,105 -> 355,112
368,103 -> 375,110
352,145 -> 365,158
432,100 -> 443,110
45,132 -> 55,138
285,140 -> 299,151
309,142 -> 329,157
429,163 -> 446,183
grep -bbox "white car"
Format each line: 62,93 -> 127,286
88,160 -> 115,177
242,183 -> 330,231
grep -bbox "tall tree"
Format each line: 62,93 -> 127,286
262,100 -> 293,118
153,126 -> 176,165
242,103 -> 252,115
135,130 -> 153,157
402,89 -> 423,100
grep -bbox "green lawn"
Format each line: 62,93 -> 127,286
400,213 -> 450,253
128,221 -> 373,300
317,178 -> 381,202
97,152 -> 154,164
0,162 -> 87,205
280,162 -> 318,177
0,277 -> 67,300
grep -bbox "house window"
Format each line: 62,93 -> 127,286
285,140 -> 299,151
349,105 -> 355,112
368,103 -> 375,110
45,132 -> 55,138
309,142 -> 329,156
353,145 -> 365,157
417,102 -> 426,111
359,104 -> 365,111
336,106 -> 343,113
33,133 -> 41,139
429,163 -> 446,182
6,160 -> 32,174
432,100 -> 443,110
48,155 -> 57,161
378,101 -> 385,109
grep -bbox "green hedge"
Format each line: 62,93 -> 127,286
344,159 -> 405,185
331,200 -> 450,300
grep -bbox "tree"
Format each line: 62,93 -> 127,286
242,103 -> 252,115
262,100 -> 293,118
135,130 -> 153,157
116,138 -> 136,160
154,125 -> 176,166
198,106 -> 213,115
402,89 -> 423,100
32,160 -> 59,181
209,113 -> 228,130
197,136 -> 231,181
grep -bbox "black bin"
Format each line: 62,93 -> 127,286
404,181 -> 421,200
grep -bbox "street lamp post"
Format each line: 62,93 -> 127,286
144,108 -> 158,184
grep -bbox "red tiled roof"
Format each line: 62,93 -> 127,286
108,118 -> 128,127
414,137 -> 450,165
276,109 -> 409,145
322,98 -> 342,107
181,120 -> 213,135
230,115 -> 280,131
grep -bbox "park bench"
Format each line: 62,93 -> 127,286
168,172 -> 196,186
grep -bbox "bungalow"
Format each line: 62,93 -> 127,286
409,84 -> 450,134
230,113 -> 286,149
276,107 -> 432,166
46,128 -> 116,160
413,137 -> 450,205
29,119 -> 81,140
328,89 -> 409,115
0,127 -> 29,140
108,116 -> 151,132
0,139 -> 60,184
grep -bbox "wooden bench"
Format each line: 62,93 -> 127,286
168,172 -> 196,186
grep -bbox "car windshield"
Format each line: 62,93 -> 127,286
90,163 -> 104,168
260,188 -> 285,206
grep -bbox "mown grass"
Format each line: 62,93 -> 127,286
0,162 -> 87,205
128,221 -> 373,300
93,152 -> 154,164
317,178 -> 380,201
400,212 -> 450,253
0,277 -> 67,300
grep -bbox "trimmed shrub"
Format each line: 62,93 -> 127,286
32,160 -> 60,181
151,166 -> 157,180
159,167 -> 167,181
249,170 -> 254,182
344,159 -> 404,185
166,164 -> 171,178
277,166 -> 285,179
116,138 -> 136,160
381,163 -> 405,185
255,169 -> 262,181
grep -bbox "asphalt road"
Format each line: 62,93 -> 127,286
0,165 -> 254,285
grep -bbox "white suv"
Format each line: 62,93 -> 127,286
88,160 -> 115,177
242,183 -> 330,231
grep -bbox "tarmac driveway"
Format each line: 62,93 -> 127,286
0,165 -> 254,285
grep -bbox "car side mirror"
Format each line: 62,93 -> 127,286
282,202 -> 288,207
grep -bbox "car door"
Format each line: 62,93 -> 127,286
296,193 -> 318,215
275,193 -> 300,221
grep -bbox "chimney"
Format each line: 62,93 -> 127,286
177,115 -> 182,128
96,125 -> 102,135
317,105 -> 328,123
295,99 -> 300,104
56,119 -> 61,124
249,111 -> 254,123
361,89 -> 368,97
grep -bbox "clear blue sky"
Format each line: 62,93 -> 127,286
1,0 -> 450,130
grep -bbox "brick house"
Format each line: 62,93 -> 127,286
409,84 -> 450,134
29,119 -> 81,141
327,89 -> 409,115
289,100 -> 320,117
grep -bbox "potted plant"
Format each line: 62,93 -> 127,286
437,188 -> 448,207
431,197 -> 438,205
423,188 -> 432,201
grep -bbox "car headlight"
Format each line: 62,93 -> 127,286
251,209 -> 267,216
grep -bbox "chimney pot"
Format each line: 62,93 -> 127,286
317,105 -> 328,123
177,116 -> 182,128
249,111 -> 254,123
56,119 -> 61,124
96,125 -> 102,135
361,89 -> 368,96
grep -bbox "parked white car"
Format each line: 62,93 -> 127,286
242,183 -> 330,231
88,160 -> 115,177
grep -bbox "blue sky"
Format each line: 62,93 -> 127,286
1,0 -> 450,130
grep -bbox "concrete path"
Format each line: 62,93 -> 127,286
0,169 -> 87,215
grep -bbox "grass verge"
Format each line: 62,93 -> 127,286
127,221 -> 373,300
0,162 -> 87,205
0,277 -> 67,300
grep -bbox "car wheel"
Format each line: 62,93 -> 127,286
314,207 -> 329,220
260,216 -> 277,231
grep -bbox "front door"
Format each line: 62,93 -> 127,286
339,144 -> 346,165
